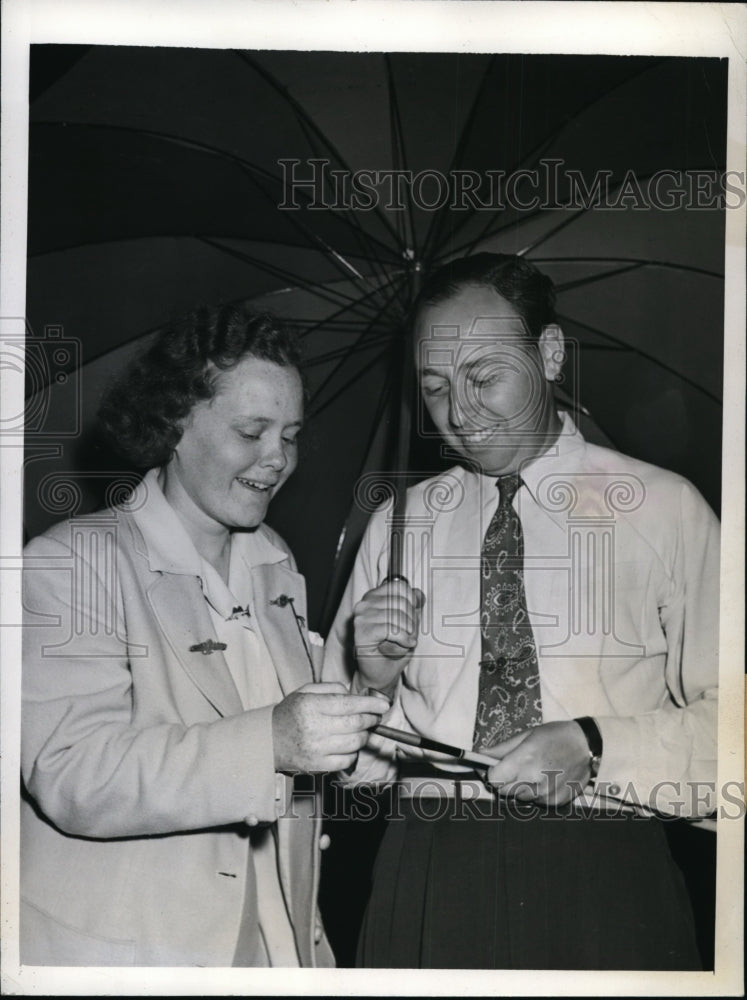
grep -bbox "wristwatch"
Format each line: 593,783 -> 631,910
574,716 -> 603,785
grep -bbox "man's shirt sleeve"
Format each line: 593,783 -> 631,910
594,480 -> 720,817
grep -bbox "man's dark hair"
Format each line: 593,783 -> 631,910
98,305 -> 302,470
412,252 -> 557,341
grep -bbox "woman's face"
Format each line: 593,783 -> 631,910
164,355 -> 304,534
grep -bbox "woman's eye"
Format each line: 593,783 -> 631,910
282,436 -> 298,446
238,430 -> 259,441
423,382 -> 447,397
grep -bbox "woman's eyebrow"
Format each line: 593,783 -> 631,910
234,416 -> 304,429
233,415 -> 271,425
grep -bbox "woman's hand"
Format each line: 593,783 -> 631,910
272,682 -> 388,773
482,721 -> 593,805
352,579 -> 425,698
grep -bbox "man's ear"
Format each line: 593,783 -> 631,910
538,324 -> 565,381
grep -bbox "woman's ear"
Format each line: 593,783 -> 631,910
538,324 -> 565,381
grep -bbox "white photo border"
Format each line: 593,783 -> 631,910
1,1 -> 744,995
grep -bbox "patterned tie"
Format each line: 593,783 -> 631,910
473,473 -> 543,751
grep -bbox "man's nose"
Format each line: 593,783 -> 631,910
448,381 -> 474,429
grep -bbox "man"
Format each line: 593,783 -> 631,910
323,253 -> 719,970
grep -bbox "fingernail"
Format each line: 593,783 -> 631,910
369,689 -> 392,708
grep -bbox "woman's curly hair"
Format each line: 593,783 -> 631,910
98,305 -> 302,470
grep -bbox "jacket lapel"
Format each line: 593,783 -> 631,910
252,561 -> 316,695
147,573 -> 244,718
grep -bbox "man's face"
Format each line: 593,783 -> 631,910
414,284 -> 561,476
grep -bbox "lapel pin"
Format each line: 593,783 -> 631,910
228,604 -> 251,620
189,639 -> 228,655
270,594 -> 315,677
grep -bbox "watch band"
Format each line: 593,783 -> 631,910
574,716 -> 603,783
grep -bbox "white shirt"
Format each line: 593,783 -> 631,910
323,413 -> 720,818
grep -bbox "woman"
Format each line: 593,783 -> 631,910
21,305 -> 386,967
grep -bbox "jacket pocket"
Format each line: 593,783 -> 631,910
21,898 -> 137,966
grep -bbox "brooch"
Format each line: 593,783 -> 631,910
270,594 -> 315,677
189,638 -> 228,655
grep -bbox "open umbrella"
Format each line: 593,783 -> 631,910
25,46 -> 726,630
22,43 -> 725,969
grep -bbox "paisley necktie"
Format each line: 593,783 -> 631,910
473,473 -> 543,751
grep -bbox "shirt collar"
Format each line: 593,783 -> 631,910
517,410 -> 587,502
126,468 -> 289,578
464,410 -> 587,504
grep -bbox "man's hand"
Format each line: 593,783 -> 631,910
353,579 -> 425,697
272,682 -> 389,774
483,721 -> 592,806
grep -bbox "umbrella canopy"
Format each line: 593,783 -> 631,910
25,46 -> 726,628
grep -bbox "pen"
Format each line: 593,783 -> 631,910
373,724 -> 498,771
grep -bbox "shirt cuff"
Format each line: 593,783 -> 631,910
235,703 -> 285,826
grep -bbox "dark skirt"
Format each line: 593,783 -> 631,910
356,793 -> 701,970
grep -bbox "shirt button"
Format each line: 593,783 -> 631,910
245,814 -> 259,827
319,833 -> 331,851
608,784 -> 621,797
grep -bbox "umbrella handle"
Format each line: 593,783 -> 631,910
376,572 -> 421,659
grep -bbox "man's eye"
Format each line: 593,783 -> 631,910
238,430 -> 259,440
469,365 -> 508,388
470,373 -> 500,388
282,436 -> 299,446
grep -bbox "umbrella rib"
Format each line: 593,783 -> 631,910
295,268 -> 406,340
288,110 -> 405,298
318,369 -> 395,631
304,333 -> 392,368
307,274 -> 409,406
385,54 -> 417,257
231,50 -> 404,249
421,54 -> 498,261
384,58 -> 406,251
247,157 -> 405,314
233,160 -> 401,302
452,159 -> 728,261
308,346 -> 390,420
444,57 -> 673,255
553,261 -> 645,292
30,118 -> 401,274
535,256 -> 725,283
198,236 -> 380,317
556,311 -> 722,404
466,201 -> 588,260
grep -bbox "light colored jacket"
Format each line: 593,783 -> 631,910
21,485 -> 335,967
